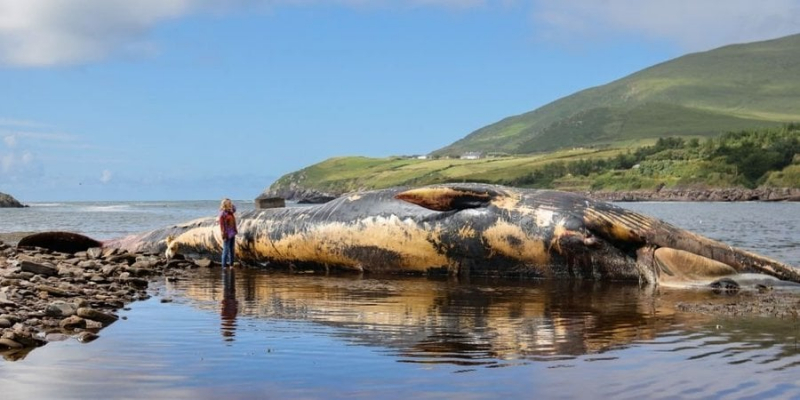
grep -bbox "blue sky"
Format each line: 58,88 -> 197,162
1,0 -> 799,202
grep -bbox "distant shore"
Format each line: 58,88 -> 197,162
586,187 -> 800,202
273,186 -> 800,204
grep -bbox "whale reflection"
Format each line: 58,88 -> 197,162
172,267 -> 731,366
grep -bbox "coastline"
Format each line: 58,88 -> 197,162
0,235 -> 209,361
269,186 -> 800,204
586,187 -> 800,202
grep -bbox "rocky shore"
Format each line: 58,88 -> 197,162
0,192 -> 26,208
588,187 -> 800,202
0,237 -> 213,361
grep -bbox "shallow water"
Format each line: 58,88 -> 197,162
1,201 -> 799,399
0,200 -> 255,240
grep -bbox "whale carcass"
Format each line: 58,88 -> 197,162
26,184 -> 800,287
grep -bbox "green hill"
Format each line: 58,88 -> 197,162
265,126 -> 800,199
264,34 -> 800,199
435,34 -> 800,156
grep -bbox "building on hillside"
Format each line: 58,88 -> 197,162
460,152 -> 482,160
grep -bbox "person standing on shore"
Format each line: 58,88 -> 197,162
219,198 -> 238,268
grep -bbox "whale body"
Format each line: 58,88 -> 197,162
79,183 -> 798,287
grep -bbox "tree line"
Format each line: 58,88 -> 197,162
501,124 -> 799,189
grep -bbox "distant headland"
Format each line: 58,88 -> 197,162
0,192 -> 26,208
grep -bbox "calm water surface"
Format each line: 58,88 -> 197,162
1,201 -> 799,399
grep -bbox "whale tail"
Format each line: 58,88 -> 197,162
583,205 -> 800,284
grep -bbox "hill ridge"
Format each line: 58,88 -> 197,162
434,33 -> 800,156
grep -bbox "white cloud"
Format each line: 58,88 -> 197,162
0,0 -> 193,66
0,153 -> 12,173
21,150 -> 32,164
0,117 -> 52,128
100,169 -> 113,183
0,0 -> 502,67
0,117 -> 78,184
2,0 -> 797,67
3,135 -> 15,148
1,130 -> 76,143
0,150 -> 35,175
533,0 -> 800,51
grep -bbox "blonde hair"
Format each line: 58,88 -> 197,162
220,198 -> 234,211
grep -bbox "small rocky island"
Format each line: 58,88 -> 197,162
0,192 -> 26,208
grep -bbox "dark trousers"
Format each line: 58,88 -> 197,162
221,236 -> 235,266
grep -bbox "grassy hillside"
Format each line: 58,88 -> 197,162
270,147 -> 630,195
268,126 -> 799,197
435,34 -> 800,156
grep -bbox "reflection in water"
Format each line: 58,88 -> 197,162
5,266 -> 800,399
220,268 -> 238,341
178,268 -> 723,366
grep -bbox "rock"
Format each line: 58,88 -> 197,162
17,271 -> 35,280
0,292 -> 15,307
101,264 -> 119,275
73,298 -> 90,308
87,247 -> 103,259
0,318 -> 11,328
119,277 -> 149,289
44,333 -> 71,342
131,259 -> 155,270
0,338 -> 23,349
166,259 -> 189,268
76,307 -> 118,325
57,263 -> 82,277
0,192 -> 25,208
128,268 -> 151,277
46,301 -> 78,318
76,331 -> 99,343
77,260 -> 98,269
0,314 -> 19,323
195,259 -> 213,268
9,324 -> 44,347
20,260 -> 58,277
37,285 -> 76,297
106,253 -> 136,265
59,315 -> 87,330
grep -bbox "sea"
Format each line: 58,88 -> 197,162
1,200 -> 800,399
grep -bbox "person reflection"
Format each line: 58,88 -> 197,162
221,267 -> 238,341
